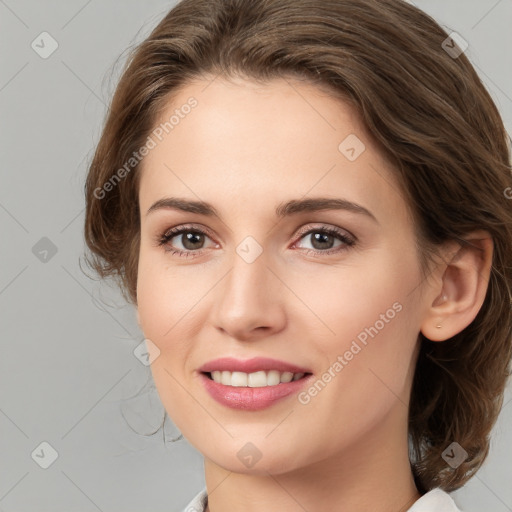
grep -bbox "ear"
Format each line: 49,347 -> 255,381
420,230 -> 493,342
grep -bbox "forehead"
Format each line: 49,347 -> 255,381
138,77 -> 408,224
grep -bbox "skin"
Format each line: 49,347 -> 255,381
135,76 -> 493,512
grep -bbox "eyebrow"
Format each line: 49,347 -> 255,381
146,196 -> 378,223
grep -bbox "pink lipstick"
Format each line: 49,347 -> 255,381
198,357 -> 313,411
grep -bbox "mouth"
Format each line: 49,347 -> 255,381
201,370 -> 312,387
197,357 -> 314,410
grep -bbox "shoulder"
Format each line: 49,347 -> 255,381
179,487 -> 208,512
407,488 -> 463,512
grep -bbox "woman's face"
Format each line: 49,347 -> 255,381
136,76 -> 429,474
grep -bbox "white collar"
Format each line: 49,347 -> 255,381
181,486 -> 462,512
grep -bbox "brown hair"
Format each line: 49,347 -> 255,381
83,0 -> 512,493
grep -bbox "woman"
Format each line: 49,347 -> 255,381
84,0 -> 512,510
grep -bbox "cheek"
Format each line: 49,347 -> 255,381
294,254 -> 409,344
297,249 -> 420,398
136,254 -> 168,338
135,251 -> 198,428
136,248 -> 197,341
135,248 -> 212,385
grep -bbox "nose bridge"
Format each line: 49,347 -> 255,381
211,237 -> 286,338
222,241 -> 272,311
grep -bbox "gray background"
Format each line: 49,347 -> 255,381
0,1 -> 511,511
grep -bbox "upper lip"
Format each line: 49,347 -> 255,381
198,357 -> 311,374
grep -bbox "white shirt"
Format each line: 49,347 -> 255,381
181,487 -> 462,511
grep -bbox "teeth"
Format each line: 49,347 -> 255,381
266,370 -> 280,386
281,371 -> 293,383
248,371 -> 267,387
230,371 -> 247,386
210,370 -> 305,387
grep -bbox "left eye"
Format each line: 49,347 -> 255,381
294,228 -> 355,252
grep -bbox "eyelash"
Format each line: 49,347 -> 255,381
156,223 -> 356,258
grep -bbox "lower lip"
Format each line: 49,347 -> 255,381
199,372 -> 312,411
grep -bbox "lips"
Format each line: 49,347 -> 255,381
197,357 -> 313,411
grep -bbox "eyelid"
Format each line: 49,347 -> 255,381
163,222 -> 204,234
293,223 -> 356,241
161,223 -> 217,240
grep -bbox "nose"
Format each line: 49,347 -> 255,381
210,249 -> 287,342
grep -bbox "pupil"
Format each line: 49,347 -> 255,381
183,232 -> 204,250
312,232 -> 333,250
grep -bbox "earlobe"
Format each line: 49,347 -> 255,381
420,230 -> 493,342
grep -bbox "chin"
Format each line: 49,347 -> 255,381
202,441 -> 306,476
